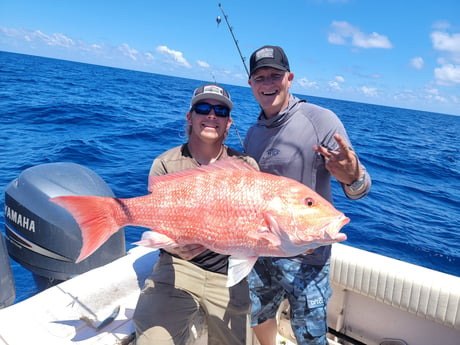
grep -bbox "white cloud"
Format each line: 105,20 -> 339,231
424,87 -> 447,103
431,30 -> 460,64
3,27 -> 75,48
118,43 -> 138,61
0,26 -> 99,54
50,33 -> 75,48
27,30 -> 47,43
197,60 -> 210,68
156,45 -> 191,68
432,20 -> 451,31
328,32 -> 346,45
353,32 -> 392,49
233,73 -> 246,80
430,27 -> 460,86
425,87 -> 440,96
431,31 -> 460,52
0,25 -> 149,65
144,52 -> 155,61
393,89 -> 417,101
297,77 -> 319,89
434,64 -> 460,86
422,87 -> 447,103
328,21 -> 393,49
0,26 -> 16,37
437,57 -> 449,65
335,75 -> 345,83
41,31 -> 74,47
410,57 -> 424,70
328,76 -> 344,90
359,86 -> 378,97
328,81 -> 341,90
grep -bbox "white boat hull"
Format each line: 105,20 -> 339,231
0,244 -> 459,345
327,244 -> 460,345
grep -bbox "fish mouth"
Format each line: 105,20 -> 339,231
337,214 -> 350,228
325,215 -> 350,240
292,214 -> 349,244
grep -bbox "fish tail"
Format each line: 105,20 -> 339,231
50,195 -> 126,262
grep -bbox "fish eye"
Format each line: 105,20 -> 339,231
304,198 -> 314,207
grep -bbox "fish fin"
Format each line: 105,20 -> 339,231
263,212 -> 304,255
50,195 -> 123,263
253,213 -> 283,246
133,231 -> 179,249
250,228 -> 281,247
227,256 -> 258,287
248,213 -> 295,249
148,158 -> 256,192
252,233 -> 281,247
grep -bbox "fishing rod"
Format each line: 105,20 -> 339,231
217,3 -> 249,77
216,3 -> 249,151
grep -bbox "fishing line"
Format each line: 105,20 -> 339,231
216,3 -> 248,151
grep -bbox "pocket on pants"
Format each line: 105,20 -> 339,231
229,278 -> 251,312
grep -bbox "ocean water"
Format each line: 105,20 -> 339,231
1,51 -> 459,303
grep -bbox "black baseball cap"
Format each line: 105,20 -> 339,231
190,83 -> 233,110
249,45 -> 290,76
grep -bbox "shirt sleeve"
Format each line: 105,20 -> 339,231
149,158 -> 168,177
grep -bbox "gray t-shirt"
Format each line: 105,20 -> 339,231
244,94 -> 369,265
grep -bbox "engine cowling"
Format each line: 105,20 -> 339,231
4,162 -> 126,288
0,231 -> 15,309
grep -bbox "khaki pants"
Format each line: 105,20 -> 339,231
134,253 -> 252,345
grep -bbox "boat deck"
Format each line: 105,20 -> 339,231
0,244 -> 459,345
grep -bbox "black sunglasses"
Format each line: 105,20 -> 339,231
192,102 -> 230,117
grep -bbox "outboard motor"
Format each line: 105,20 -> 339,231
4,162 -> 125,288
0,231 -> 15,308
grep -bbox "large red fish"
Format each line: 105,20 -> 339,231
51,159 -> 349,286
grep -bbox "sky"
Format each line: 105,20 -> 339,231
1,0 -> 459,116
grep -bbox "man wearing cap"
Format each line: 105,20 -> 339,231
133,83 -> 258,345
244,45 -> 371,345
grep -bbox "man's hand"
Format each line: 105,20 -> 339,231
313,133 -> 361,185
164,244 -> 207,260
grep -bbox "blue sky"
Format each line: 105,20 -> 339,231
1,0 -> 459,116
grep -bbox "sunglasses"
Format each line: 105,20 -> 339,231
192,102 -> 230,117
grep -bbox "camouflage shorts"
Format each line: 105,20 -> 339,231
248,257 -> 331,345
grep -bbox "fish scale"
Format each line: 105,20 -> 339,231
51,158 -> 349,286
149,168 -> 265,241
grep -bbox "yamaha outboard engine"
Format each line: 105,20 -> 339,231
0,231 -> 15,308
4,162 -> 125,288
